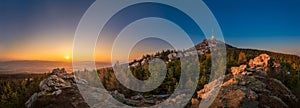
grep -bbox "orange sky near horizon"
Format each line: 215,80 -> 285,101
0,32 -> 74,61
0,33 -> 173,62
0,37 -> 156,62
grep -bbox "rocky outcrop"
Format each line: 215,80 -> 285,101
231,65 -> 249,76
248,54 -> 279,72
39,74 -> 72,92
25,68 -> 169,108
26,54 -> 298,108
25,68 -> 89,108
193,54 -> 298,108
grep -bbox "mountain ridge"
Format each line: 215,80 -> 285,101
24,53 -> 299,108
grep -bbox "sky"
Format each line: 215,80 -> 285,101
205,0 -> 300,54
0,0 -> 300,61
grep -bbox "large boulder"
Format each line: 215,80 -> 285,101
39,75 -> 72,92
25,68 -> 89,108
25,93 -> 38,108
248,53 -> 277,72
252,54 -> 270,68
231,65 -> 248,76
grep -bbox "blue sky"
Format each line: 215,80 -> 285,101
205,0 -> 300,54
0,0 -> 300,61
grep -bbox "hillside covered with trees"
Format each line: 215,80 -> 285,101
0,74 -> 48,108
96,39 -> 300,105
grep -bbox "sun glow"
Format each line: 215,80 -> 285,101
65,56 -> 70,60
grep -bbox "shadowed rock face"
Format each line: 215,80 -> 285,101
193,54 -> 298,108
